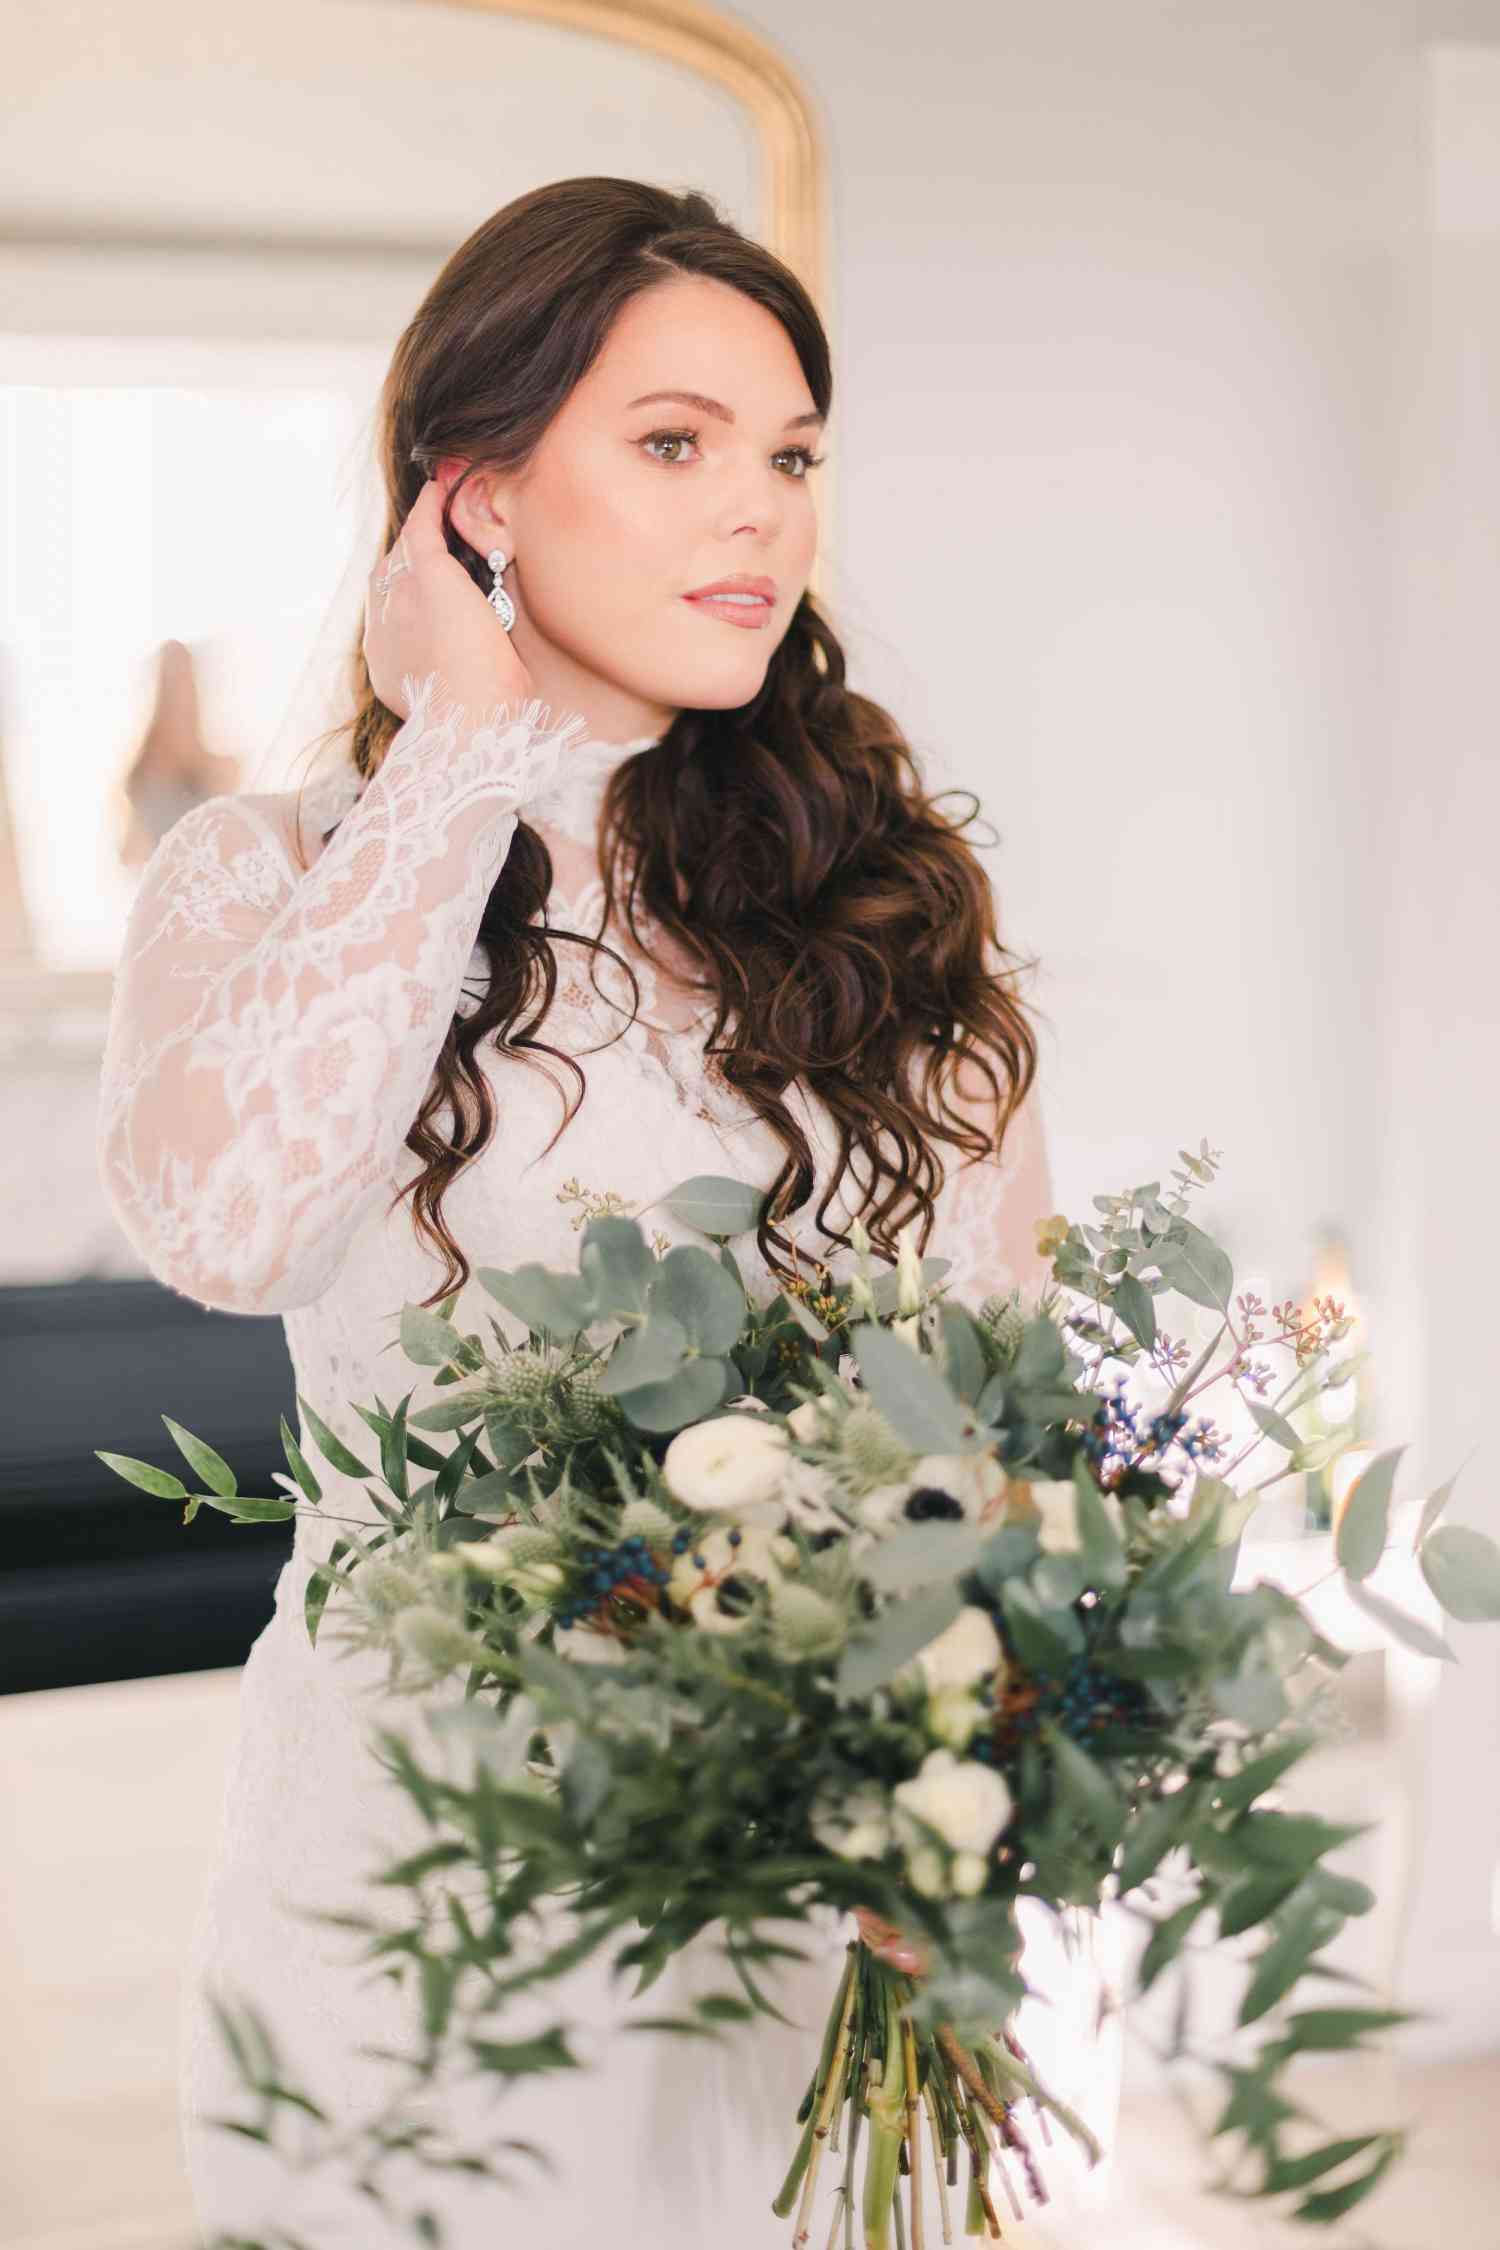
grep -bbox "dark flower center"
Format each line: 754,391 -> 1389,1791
904,1486 -> 965,1522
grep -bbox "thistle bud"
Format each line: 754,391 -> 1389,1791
895,1221 -> 924,1318
768,1579 -> 848,1663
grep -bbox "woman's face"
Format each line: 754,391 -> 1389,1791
443,274 -> 825,741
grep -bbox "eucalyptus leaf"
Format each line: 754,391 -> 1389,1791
1335,1444 -> 1405,1581
1420,1524 -> 1500,1622
1154,1218 -> 1234,1312
615,1357 -> 729,1433
1111,1272 -> 1156,1350
1072,1457 -> 1127,1591
1343,1577 -> 1454,1662
857,1521 -> 988,1594
937,1306 -> 989,1403
1010,1315 -> 1066,1386
1415,1459 -> 1467,1545
1043,1721 -> 1125,1848
848,1323 -> 973,1453
577,1218 -> 659,1324
1247,1401 -> 1303,1454
657,1174 -> 766,1238
648,1246 -> 745,1356
599,1317 -> 689,1396
1291,1430 -> 1357,1475
399,1303 -> 465,1369
1000,1577 -> 1083,1668
478,1263 -> 595,1338
835,1580 -> 965,1700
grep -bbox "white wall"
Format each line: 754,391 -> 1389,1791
743,0 -> 1499,2051
1372,39 -> 1500,2059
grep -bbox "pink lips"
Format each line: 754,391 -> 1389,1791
682,575 -> 776,631
683,594 -> 773,629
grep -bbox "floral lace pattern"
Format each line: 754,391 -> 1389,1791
97,672 -> 591,1313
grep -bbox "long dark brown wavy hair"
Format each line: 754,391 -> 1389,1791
292,177 -> 1043,1311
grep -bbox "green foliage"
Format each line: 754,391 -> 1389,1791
99,1145 -> 1495,2242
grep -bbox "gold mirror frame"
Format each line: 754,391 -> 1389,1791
1,0 -> 831,1017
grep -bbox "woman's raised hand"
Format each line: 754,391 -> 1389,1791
363,475 -> 535,724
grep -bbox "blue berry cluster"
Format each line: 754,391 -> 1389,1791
669,1526 -> 744,1562
1078,1380 -> 1217,1481
555,1537 -> 668,1630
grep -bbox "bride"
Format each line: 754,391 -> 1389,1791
97,176 -> 1123,2247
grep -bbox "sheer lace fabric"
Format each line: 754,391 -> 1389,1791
95,674 -> 1122,2245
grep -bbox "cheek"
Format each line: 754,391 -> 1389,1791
529,455 -> 678,603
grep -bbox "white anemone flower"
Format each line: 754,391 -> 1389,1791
662,1415 -> 790,1512
892,1747 -> 1014,1860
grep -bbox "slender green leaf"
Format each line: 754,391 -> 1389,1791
304,1541 -> 349,1647
279,1415 -> 322,1504
1261,2132 -> 1385,2194
161,1416 -> 237,1498
1238,1905 -> 1335,2026
1138,1897 -> 1206,1993
297,1393 -> 373,1480
94,1451 -> 188,1501
1291,2133 -> 1403,2222
1280,2006 -> 1416,2050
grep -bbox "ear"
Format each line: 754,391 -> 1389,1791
440,464 -> 511,561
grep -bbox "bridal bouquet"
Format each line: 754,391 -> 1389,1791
100,1141 -> 1500,2246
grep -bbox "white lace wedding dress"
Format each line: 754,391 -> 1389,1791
96,676 -> 1125,2247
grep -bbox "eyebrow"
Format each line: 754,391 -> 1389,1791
626,388 -> 826,431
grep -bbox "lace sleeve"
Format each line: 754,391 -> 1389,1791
931,1058 -> 1059,1312
96,670 -> 589,1315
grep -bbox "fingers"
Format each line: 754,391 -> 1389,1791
398,472 -> 446,558
371,477 -> 440,593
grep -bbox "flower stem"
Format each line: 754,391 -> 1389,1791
791,1943 -> 860,2247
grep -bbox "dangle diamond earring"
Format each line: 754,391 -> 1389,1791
486,547 -> 516,633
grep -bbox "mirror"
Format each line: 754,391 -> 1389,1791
0,0 -> 826,1288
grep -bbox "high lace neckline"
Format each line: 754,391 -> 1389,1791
299,721 -> 662,840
